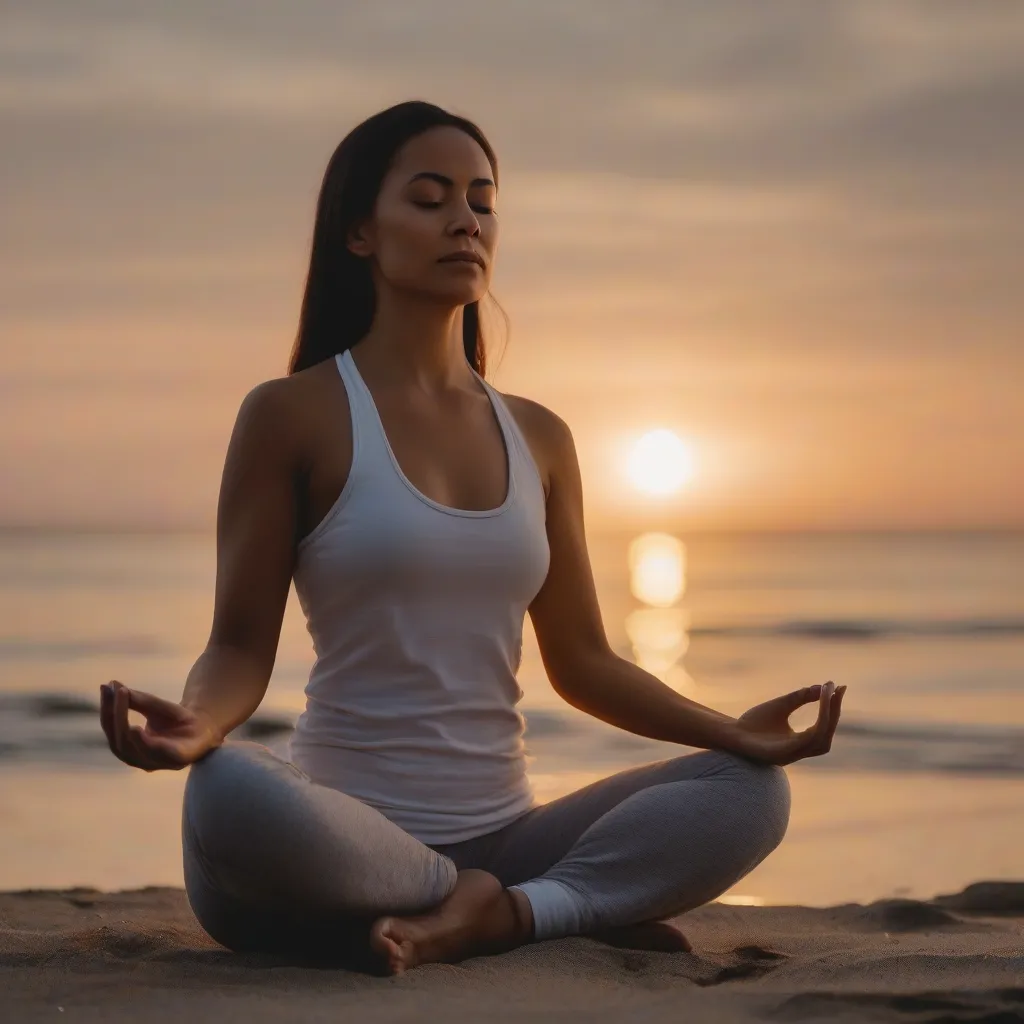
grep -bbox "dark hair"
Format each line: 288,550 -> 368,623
288,100 -> 507,378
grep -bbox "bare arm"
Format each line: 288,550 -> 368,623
526,407 -> 847,764
527,408 -> 740,752
99,378 -> 302,770
179,379 -> 300,741
549,652 -> 739,751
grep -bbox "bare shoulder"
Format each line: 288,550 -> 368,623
230,376 -> 299,465
501,392 -> 573,446
249,359 -> 338,412
496,391 -> 577,501
236,360 -> 343,467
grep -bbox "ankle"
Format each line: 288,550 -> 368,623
505,887 -> 535,944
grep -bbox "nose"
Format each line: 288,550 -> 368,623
449,196 -> 482,237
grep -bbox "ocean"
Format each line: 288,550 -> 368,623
1,528 -> 1021,905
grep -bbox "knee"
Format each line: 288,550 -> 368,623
185,741 -> 257,813
720,753 -> 792,850
183,741 -> 326,909
183,741 -> 290,861
751,761 -> 792,849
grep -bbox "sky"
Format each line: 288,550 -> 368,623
2,1 -> 1022,532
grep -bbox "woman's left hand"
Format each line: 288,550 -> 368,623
729,681 -> 846,766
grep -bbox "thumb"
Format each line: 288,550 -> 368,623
780,724 -> 820,761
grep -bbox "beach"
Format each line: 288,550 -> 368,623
6,0 -> 1024,1014
2,530 -> 1023,1019
3,880 -> 1022,1022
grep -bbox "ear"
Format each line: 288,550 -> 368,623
346,223 -> 373,259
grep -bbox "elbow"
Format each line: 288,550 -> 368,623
547,646 -> 619,705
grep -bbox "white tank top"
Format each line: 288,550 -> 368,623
287,347 -> 551,844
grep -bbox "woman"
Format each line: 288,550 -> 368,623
99,100 -> 846,975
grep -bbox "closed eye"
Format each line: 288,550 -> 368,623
414,200 -> 495,214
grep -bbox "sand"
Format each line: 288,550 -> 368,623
1,881 -> 1022,1023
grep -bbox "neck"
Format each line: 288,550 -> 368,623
352,286 -> 474,397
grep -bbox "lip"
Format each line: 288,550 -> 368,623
438,251 -> 485,268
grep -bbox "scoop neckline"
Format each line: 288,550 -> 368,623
341,348 -> 516,519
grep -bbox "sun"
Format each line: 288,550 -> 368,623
626,429 -> 695,496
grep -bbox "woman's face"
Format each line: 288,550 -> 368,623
348,126 -> 498,304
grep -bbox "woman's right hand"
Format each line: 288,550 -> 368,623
99,679 -> 222,771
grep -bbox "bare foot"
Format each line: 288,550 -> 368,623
368,869 -> 532,975
589,920 -> 692,952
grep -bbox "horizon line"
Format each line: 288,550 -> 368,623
1,524 -> 1021,538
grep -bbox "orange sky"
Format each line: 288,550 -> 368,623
2,2 -> 1022,531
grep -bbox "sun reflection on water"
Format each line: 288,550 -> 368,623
625,532 -> 693,692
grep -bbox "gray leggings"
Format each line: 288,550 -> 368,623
181,740 -> 790,962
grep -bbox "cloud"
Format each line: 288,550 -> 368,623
1,0 -> 1021,527
0,13 -> 388,118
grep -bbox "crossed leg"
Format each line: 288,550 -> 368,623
182,741 -> 790,973
181,741 -> 459,966
374,748 -> 792,971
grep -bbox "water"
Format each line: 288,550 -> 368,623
1,529 -> 1022,903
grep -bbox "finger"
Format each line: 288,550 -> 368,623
801,682 -> 832,753
112,684 -> 155,767
777,686 -> 822,713
135,730 -> 189,768
788,724 -> 824,761
99,683 -> 117,751
127,726 -> 175,771
817,682 -> 843,745
111,683 -> 130,756
815,681 -> 834,738
122,717 -> 166,769
825,685 -> 846,746
127,688 -> 190,723
791,686 -> 840,761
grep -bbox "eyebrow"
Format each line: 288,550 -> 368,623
407,171 -> 495,188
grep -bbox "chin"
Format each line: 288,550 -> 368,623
424,283 -> 487,305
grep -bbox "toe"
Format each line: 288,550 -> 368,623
370,917 -> 404,972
